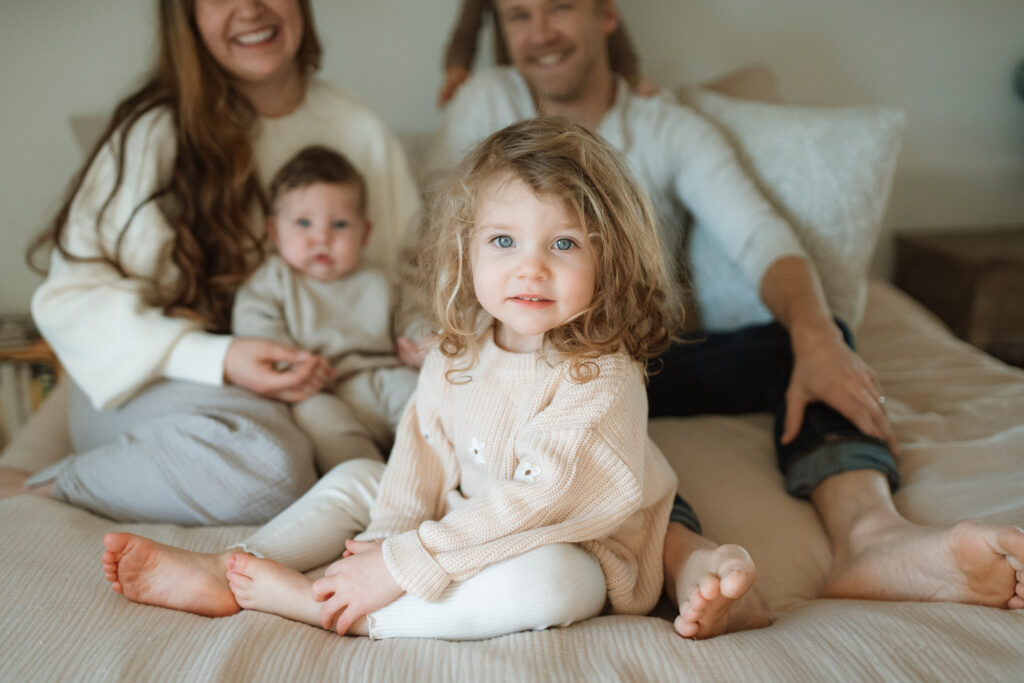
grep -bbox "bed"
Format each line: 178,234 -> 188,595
2,278 -> 1023,682
3,66 -> 1024,679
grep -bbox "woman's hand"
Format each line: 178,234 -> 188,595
224,337 -> 334,402
312,540 -> 404,635
630,76 -> 660,97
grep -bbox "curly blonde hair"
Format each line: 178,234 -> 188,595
420,117 -> 684,383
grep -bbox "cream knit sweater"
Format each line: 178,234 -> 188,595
358,334 -> 678,615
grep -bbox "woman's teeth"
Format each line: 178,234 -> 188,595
236,28 -> 275,45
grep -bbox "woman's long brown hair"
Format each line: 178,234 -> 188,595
27,0 -> 323,332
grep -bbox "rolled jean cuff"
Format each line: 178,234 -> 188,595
784,439 -> 899,499
668,493 -> 702,535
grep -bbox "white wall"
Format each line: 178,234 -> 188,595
2,0 -> 1022,314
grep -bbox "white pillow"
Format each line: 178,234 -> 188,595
682,89 -> 905,331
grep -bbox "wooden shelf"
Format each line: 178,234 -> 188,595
0,338 -> 59,366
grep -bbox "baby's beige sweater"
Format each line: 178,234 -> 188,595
359,334 -> 678,615
232,255 -> 403,379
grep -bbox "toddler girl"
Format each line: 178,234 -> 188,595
103,117 -> 684,640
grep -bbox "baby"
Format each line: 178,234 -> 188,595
232,145 -> 418,474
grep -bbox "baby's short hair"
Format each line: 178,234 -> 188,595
268,145 -> 368,215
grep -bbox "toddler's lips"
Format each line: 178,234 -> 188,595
510,295 -> 554,308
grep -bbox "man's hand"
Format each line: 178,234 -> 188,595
224,337 -> 334,402
312,540 -> 404,635
759,256 -> 897,451
782,325 -> 897,450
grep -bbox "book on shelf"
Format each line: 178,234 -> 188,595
0,315 -> 40,349
0,315 -> 59,447
0,359 -> 59,447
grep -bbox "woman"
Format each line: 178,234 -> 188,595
0,0 -> 420,525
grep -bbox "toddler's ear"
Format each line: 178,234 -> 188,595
361,220 -> 374,247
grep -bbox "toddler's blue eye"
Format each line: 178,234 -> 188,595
494,235 -> 514,248
554,238 -> 575,251
296,218 -> 311,228
332,221 -> 349,230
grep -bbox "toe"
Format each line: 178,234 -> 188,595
698,572 -> 722,602
103,532 -> 130,554
226,553 -> 250,574
673,613 -> 697,638
720,567 -> 755,600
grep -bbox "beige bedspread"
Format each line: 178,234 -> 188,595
2,280 -> 1023,682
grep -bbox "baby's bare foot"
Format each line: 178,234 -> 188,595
673,544 -> 773,639
102,532 -> 238,617
824,520 -> 1024,609
226,553 -> 322,627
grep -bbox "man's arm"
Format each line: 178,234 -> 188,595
759,255 -> 896,449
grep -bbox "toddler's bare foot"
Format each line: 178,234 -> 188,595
102,532 -> 238,617
226,553 -> 322,627
672,544 -> 774,639
824,519 -> 1024,609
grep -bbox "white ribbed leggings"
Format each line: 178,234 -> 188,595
235,458 -> 607,640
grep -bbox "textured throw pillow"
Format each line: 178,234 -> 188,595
679,88 -> 905,331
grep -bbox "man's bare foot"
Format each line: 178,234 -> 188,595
226,553 -> 322,627
823,518 -> 1024,609
663,523 -> 773,639
102,532 -> 239,617
671,544 -> 774,639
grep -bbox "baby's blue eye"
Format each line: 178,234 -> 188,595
296,218 -> 311,228
554,238 -> 576,251
332,220 -> 349,230
493,235 -> 514,248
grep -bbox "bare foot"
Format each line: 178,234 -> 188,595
671,544 -> 774,639
102,532 -> 239,617
0,468 -> 54,499
823,518 -> 1024,609
226,553 -> 322,627
0,468 -> 30,499
663,523 -> 773,639
226,554 -> 370,635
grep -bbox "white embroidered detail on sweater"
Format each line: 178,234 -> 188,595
469,437 -> 486,465
514,459 -> 540,483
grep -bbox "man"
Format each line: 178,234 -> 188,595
428,0 -> 1024,639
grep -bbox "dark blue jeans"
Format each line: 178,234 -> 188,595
649,320 -> 898,534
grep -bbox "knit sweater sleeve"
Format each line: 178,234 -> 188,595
380,355 -> 652,601
357,351 -> 461,543
30,108 -> 231,410
230,256 -> 299,349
